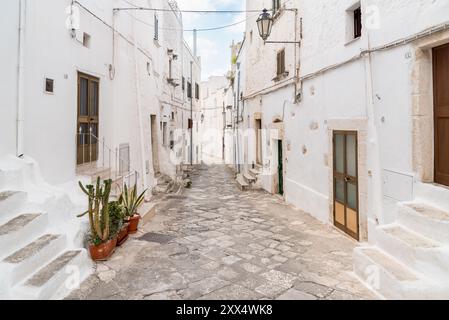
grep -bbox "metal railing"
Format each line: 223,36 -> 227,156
77,127 -> 139,193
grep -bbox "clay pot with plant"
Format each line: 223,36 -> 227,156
109,201 -> 129,246
119,183 -> 147,234
78,178 -> 117,261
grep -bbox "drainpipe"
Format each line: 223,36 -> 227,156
16,0 -> 26,157
190,60 -> 193,165
365,34 -> 384,226
132,14 -> 149,196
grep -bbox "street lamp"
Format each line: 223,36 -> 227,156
256,9 -> 273,41
256,8 -> 301,44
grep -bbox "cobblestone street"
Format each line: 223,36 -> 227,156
68,165 -> 375,300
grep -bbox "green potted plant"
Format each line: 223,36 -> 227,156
109,201 -> 129,246
119,183 -> 147,234
78,178 -> 117,261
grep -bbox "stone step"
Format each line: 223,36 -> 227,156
15,249 -> 92,300
414,182 -> 449,213
2,234 -> 66,286
243,172 -> 256,184
398,202 -> 449,243
353,247 -> 449,299
0,191 -> 27,217
236,174 -> 249,191
249,168 -> 260,178
373,224 -> 449,282
0,213 -> 48,260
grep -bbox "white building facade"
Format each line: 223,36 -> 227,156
231,0 -> 449,299
0,0 -> 200,299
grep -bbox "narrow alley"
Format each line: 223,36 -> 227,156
68,165 -> 374,300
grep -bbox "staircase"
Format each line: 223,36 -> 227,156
0,157 -> 92,300
354,183 -> 449,299
236,165 -> 262,191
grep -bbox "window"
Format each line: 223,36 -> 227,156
162,122 -> 168,146
171,112 -> 175,121
154,14 -> 159,40
188,119 -> 193,130
276,49 -> 286,76
187,82 -> 192,98
273,0 -> 281,12
45,78 -> 54,94
182,76 -> 185,91
353,7 -> 362,39
83,33 -> 91,48
195,83 -> 200,99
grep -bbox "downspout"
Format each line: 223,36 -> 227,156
236,70 -> 241,173
16,0 -> 26,157
132,13 -> 149,195
190,60 -> 193,165
364,34 -> 384,226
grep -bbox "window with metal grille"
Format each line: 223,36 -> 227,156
276,49 -> 285,76
353,7 -> 362,39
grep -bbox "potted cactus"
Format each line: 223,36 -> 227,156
119,183 -> 147,234
78,178 -> 117,261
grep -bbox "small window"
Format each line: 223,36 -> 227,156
83,33 -> 91,48
154,14 -> 159,41
276,49 -> 285,76
187,82 -> 192,98
182,77 -> 185,91
353,7 -> 362,39
273,0 -> 281,13
195,83 -> 200,99
45,78 -> 54,94
169,130 -> 174,150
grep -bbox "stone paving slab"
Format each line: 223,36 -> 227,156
67,165 -> 375,300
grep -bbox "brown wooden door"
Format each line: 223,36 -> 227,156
433,44 -> 449,187
256,119 -> 262,165
77,73 -> 99,165
333,131 -> 359,241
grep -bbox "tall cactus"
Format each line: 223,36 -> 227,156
78,177 -> 113,243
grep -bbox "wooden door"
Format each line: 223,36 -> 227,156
433,44 -> 449,187
333,131 -> 359,240
77,73 -> 99,165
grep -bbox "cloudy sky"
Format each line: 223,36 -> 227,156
175,0 -> 247,81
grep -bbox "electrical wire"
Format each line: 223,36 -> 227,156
114,7 -> 266,13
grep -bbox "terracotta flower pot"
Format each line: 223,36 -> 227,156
89,238 -> 117,261
117,223 -> 129,246
127,214 -> 141,234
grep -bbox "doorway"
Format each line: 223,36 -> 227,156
333,131 -> 359,240
277,140 -> 284,195
150,115 -> 160,175
77,72 -> 99,165
433,43 -> 449,187
256,119 -> 262,165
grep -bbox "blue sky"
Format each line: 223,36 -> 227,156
176,0 -> 246,81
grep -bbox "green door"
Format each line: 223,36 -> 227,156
278,140 -> 284,195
